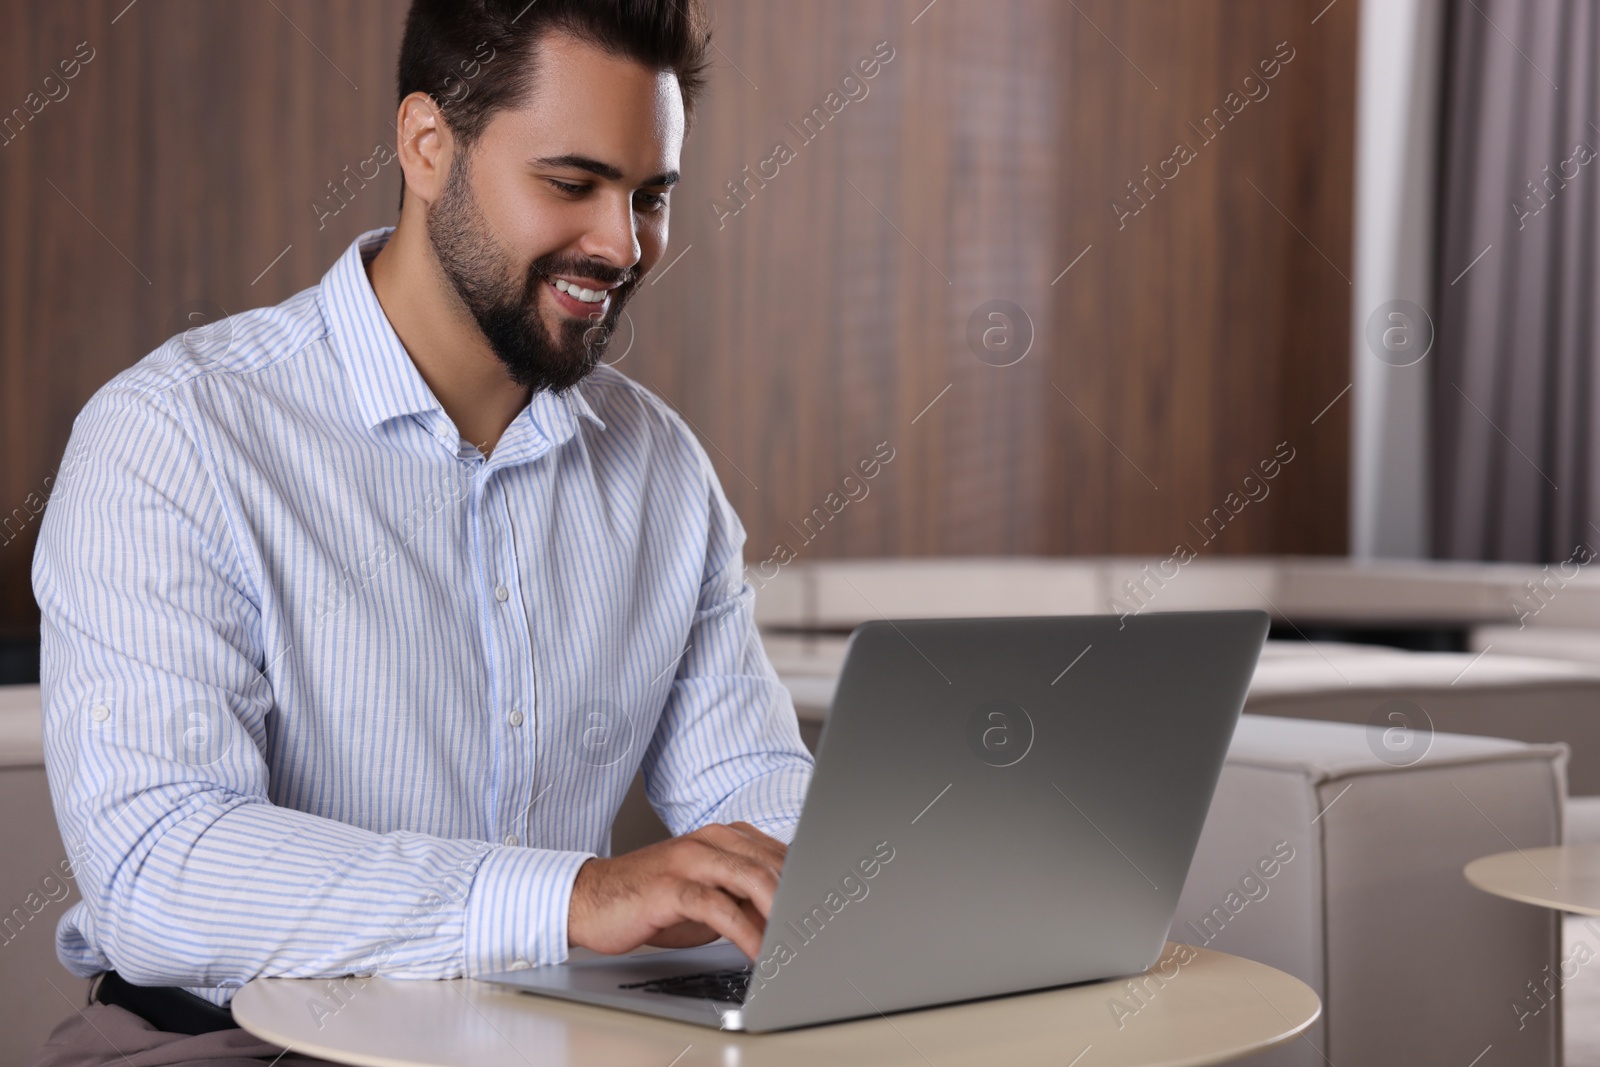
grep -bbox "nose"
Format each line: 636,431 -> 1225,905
578,190 -> 640,274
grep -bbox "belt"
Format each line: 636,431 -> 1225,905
93,970 -> 239,1035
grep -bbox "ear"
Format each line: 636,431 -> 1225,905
395,90 -> 454,207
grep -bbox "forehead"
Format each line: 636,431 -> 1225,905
482,31 -> 684,176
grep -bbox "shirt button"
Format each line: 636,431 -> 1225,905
504,833 -> 520,847
90,704 -> 110,722
508,709 -> 525,727
494,585 -> 510,603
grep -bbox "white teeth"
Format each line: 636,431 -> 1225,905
552,278 -> 605,303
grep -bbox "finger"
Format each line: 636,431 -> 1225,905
690,825 -> 786,889
676,838 -> 782,918
737,897 -> 764,937
726,821 -> 789,862
646,920 -> 720,950
676,882 -> 765,959
698,823 -> 788,880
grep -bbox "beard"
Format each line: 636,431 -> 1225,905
425,153 -> 640,394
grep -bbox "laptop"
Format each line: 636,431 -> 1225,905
484,609 -> 1269,1032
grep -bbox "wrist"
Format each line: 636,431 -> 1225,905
566,855 -> 609,949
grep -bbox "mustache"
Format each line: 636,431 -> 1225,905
528,253 -> 637,291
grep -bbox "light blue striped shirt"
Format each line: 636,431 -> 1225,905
32,227 -> 813,1005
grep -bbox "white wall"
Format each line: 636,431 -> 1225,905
1350,0 -> 1445,559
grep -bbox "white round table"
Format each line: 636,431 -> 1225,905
232,941 -> 1320,1067
1466,843 -> 1600,915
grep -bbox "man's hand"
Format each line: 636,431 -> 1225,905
568,821 -> 788,960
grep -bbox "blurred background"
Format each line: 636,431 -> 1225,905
0,0 -> 1370,682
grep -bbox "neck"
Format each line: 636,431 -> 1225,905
365,210 -> 530,456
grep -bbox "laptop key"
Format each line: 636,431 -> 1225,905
619,967 -> 753,1003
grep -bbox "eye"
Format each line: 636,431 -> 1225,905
547,178 -> 587,196
635,190 -> 669,212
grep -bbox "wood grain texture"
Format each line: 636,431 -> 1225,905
0,0 -> 410,638
1040,0 -> 1357,559
0,0 -> 1355,639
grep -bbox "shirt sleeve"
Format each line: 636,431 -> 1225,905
638,445 -> 816,843
33,384 -> 590,992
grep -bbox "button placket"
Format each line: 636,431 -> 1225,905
482,472 -> 537,851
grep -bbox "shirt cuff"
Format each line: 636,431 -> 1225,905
462,845 -> 595,975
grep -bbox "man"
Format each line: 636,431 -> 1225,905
29,2 -> 813,1063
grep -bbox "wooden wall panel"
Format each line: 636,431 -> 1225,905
0,0 -> 1355,642
0,1 -> 410,640
630,0 -> 1073,564
626,0 -> 1354,566
1042,0 -> 1356,559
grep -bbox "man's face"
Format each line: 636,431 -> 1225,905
426,33 -> 684,393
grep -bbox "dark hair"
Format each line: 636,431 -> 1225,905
397,0 -> 712,148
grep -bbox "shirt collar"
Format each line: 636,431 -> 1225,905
319,227 -> 606,444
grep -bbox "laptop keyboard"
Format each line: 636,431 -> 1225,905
619,966 -> 752,1003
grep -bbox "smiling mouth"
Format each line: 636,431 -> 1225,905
552,278 -> 608,304
543,276 -> 616,320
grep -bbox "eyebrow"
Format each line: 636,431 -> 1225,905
529,153 -> 680,187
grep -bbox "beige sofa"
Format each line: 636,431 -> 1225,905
760,558 -> 1600,793
1181,715 -> 1564,1067
0,686 -> 86,1067
751,555 -> 1553,630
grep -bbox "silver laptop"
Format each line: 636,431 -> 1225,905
485,609 -> 1269,1032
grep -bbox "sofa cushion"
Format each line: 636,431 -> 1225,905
0,684 -> 87,1067
1175,715 -> 1565,1066
0,684 -> 42,769
773,640 -> 1600,797
1246,648 -> 1600,793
